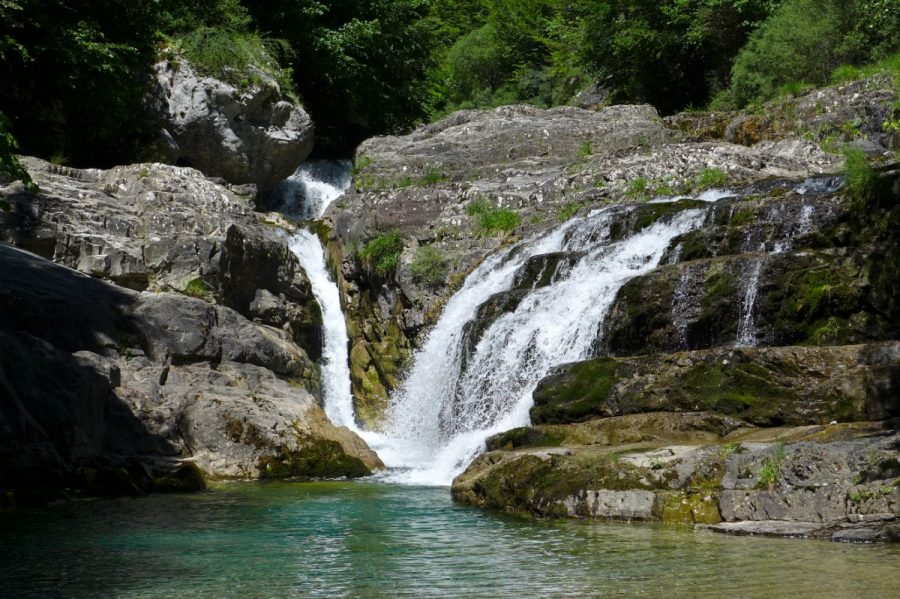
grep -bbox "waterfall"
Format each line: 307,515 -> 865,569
735,255 -> 764,348
366,206 -> 708,485
273,160 -> 352,220
278,160 -> 358,430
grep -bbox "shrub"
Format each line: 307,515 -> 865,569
577,140 -> 594,158
360,232 -> 404,276
0,113 -> 37,193
696,168 -> 729,190
421,167 -> 447,185
843,146 -> 876,202
625,177 -> 650,201
409,245 -> 449,287
466,198 -> 521,235
176,27 -> 294,94
730,0 -> 900,107
183,277 -> 213,299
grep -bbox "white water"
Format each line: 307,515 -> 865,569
279,160 -> 358,430
367,207 -> 708,485
286,230 -> 357,429
275,160 -> 353,220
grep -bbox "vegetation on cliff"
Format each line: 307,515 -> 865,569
1,0 -> 898,170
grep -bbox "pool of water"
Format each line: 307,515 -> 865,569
1,482 -> 898,598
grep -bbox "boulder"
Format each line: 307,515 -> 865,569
530,344 -> 900,426
151,56 -> 314,189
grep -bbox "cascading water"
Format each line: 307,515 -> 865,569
278,160 -> 358,431
273,160 -> 353,220
367,206 -> 709,485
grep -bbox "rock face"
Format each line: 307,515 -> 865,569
324,77 -> 896,425
151,56 -> 314,189
530,344 -> 900,426
308,75 -> 900,541
452,417 -> 900,542
0,160 -> 381,501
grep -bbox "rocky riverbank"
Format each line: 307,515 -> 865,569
0,157 -> 380,503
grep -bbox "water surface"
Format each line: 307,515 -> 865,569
2,482 -> 898,598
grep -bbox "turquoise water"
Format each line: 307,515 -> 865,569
2,482 -> 898,598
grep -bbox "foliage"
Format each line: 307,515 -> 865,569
577,140 -> 594,158
0,112 -> 37,192
466,197 -> 521,235
843,146 -> 877,202
755,443 -> 786,488
556,202 -> 583,222
625,177 -> 650,201
0,0 -> 168,165
409,245 -> 449,287
360,231 -> 405,277
696,167 -> 729,190
244,0 -> 436,148
175,27 -> 294,95
729,0 -> 900,107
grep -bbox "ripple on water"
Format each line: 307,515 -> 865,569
1,482 -> 898,598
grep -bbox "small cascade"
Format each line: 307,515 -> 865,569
286,230 -> 357,429
273,160 -> 352,220
671,269 -> 692,348
277,160 -> 358,430
735,254 -> 764,348
368,206 -> 709,485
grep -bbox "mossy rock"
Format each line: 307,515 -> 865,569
485,427 -> 566,451
531,345 -> 888,426
531,358 -> 622,424
258,438 -> 371,480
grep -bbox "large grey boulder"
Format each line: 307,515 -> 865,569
0,243 -> 381,495
151,56 -> 314,189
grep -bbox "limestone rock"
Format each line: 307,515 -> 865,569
0,226 -> 379,499
151,56 -> 314,189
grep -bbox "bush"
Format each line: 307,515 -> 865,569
176,27 -> 294,94
409,246 -> 449,287
730,0 -> 900,107
696,168 -> 729,190
0,113 -> 37,192
625,177 -> 650,201
466,198 -> 521,235
360,232 -> 405,276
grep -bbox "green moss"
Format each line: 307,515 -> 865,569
258,438 -> 371,480
701,271 -> 738,313
729,206 -> 755,227
183,277 -> 213,299
632,199 -> 705,231
531,358 -> 621,424
485,427 -> 566,451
